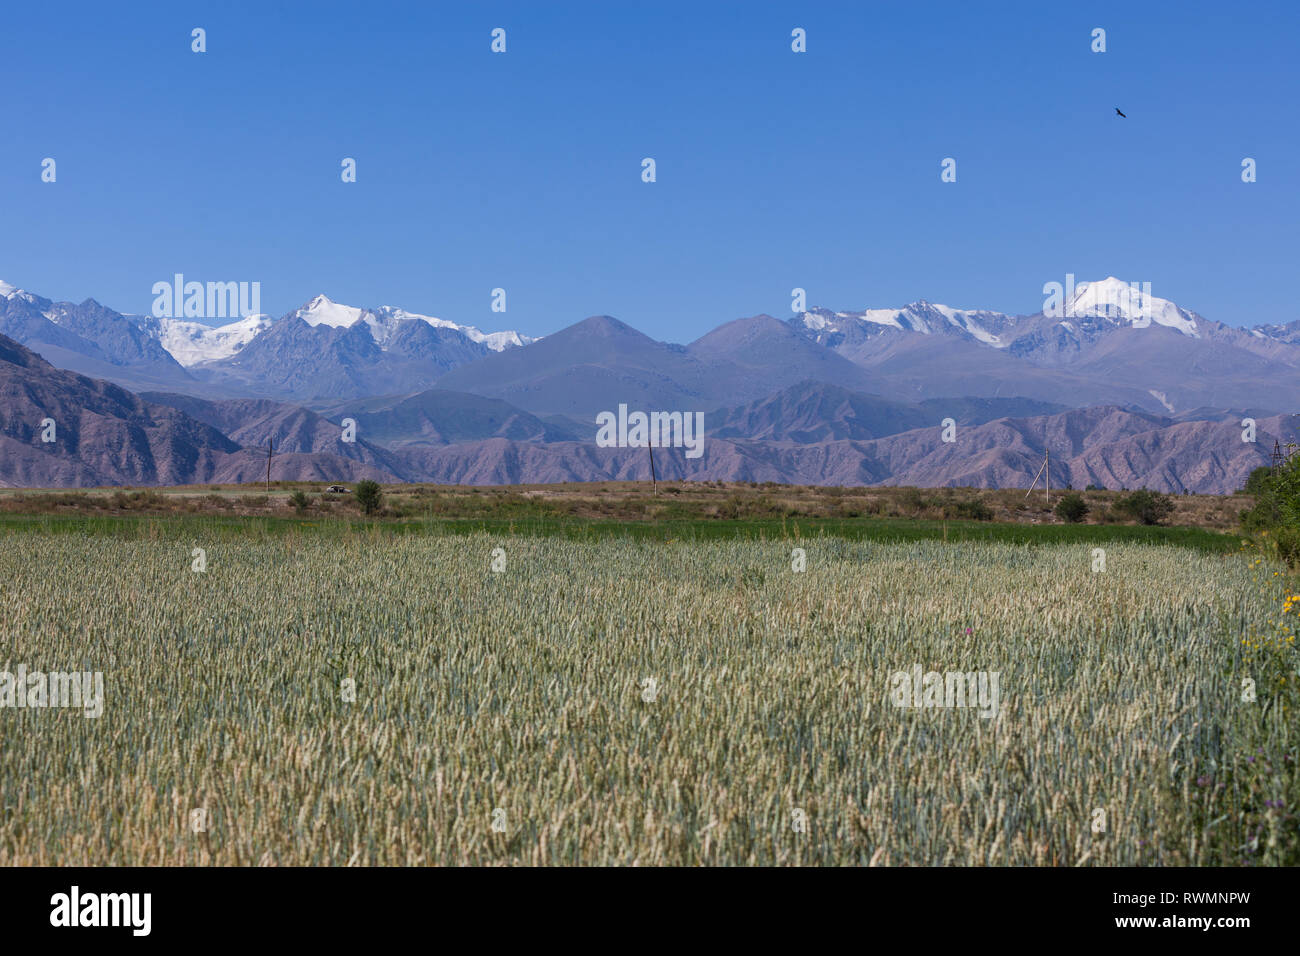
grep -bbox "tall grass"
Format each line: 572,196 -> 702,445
0,530 -> 1294,865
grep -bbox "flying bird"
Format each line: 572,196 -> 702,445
1115,107 -> 1126,118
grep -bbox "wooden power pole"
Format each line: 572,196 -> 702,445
1025,447 -> 1051,505
267,439 -> 273,493
647,443 -> 658,496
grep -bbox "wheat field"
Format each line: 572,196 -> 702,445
1,527 -> 1296,865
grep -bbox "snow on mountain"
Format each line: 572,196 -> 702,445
295,294 -> 367,329
930,303 -> 1008,346
293,294 -> 536,352
366,305 -> 535,351
153,314 -> 274,366
1063,276 -> 1200,337
465,328 -> 534,351
0,280 -> 45,308
0,281 -> 533,368
126,292 -> 536,367
1147,389 -> 1176,413
799,278 -> 1213,348
801,301 -> 1008,345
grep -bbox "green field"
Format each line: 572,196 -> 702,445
0,511 -> 1242,552
1,516 -> 1295,865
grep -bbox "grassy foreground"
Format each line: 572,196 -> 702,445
1,524 -> 1296,865
0,511 -> 1241,553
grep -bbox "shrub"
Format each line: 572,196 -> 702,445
1242,466 -> 1274,496
1054,493 -> 1090,523
946,499 -> 993,521
899,487 -> 927,515
354,480 -> 383,516
1114,488 -> 1175,526
110,490 -> 165,511
717,494 -> 744,519
1240,447 -> 1300,566
289,490 -> 310,514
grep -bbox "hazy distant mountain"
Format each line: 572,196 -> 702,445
0,282 -> 194,391
7,275 -> 1299,416
435,313 -> 883,417
313,389 -> 580,447
135,312 -> 272,366
792,277 -> 1300,413
139,392 -> 405,475
200,313 -> 482,401
434,315 -> 723,417
138,291 -> 533,371
0,281 -> 534,401
710,382 -> 1068,443
5,328 -> 1295,492
685,314 -> 881,391
285,295 -> 533,354
367,408 -> 1298,494
195,294 -> 537,401
4,273 -> 1299,493
0,333 -> 397,487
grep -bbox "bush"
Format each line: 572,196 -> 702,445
717,494 -> 745,519
1275,526 -> 1300,567
945,499 -> 993,521
1054,493 -> 1090,523
1242,466 -> 1274,496
1114,488 -> 1175,526
289,490 -> 310,514
899,487 -> 927,516
1240,447 -> 1300,566
354,480 -> 382,516
109,490 -> 165,511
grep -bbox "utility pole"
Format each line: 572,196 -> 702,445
1025,447 -> 1051,505
267,439 -> 273,493
647,443 -> 658,496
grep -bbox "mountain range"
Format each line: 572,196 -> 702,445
1,276 -> 1297,493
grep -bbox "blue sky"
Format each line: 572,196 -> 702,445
3,0 -> 1297,341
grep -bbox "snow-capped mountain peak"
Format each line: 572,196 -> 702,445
109,292 -> 536,368
929,303 -> 1008,346
1063,276 -> 1200,337
801,300 -> 1009,346
0,279 -> 18,298
295,294 -> 366,329
798,278 -> 1215,350
152,313 -> 274,366
364,305 -> 536,351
